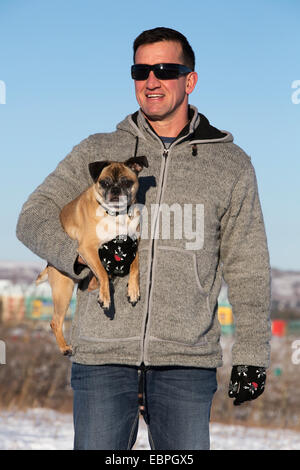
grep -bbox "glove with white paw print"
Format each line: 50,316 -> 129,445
228,365 -> 266,406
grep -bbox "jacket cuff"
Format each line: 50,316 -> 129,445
231,341 -> 271,369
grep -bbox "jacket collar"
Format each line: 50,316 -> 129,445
123,105 -> 233,145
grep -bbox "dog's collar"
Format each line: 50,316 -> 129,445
95,193 -> 135,218
105,205 -> 134,217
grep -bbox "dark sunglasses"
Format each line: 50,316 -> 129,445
131,63 -> 192,81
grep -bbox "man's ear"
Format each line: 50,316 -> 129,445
186,71 -> 198,95
88,161 -> 111,182
124,156 -> 149,175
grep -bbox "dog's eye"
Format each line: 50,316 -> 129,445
99,179 -> 111,189
122,179 -> 134,189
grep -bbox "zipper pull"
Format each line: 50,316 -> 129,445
163,149 -> 169,158
138,363 -> 149,423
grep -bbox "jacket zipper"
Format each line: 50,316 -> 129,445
141,147 -> 169,365
139,125 -> 193,366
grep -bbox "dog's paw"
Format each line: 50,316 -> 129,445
97,285 -> 111,311
61,345 -> 72,356
97,297 -> 111,312
127,295 -> 140,307
127,282 -> 140,306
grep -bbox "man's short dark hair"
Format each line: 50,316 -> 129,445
133,27 -> 195,71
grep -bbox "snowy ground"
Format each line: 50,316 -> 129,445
0,408 -> 299,450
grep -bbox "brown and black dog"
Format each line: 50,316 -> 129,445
36,156 -> 148,355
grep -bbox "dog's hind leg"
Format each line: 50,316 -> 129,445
47,267 -> 75,356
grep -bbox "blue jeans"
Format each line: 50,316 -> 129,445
71,363 -> 217,450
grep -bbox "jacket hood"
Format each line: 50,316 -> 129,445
116,105 -> 233,145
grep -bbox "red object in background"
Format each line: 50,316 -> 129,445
272,320 -> 286,337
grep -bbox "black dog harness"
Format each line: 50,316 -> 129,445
99,235 -> 138,277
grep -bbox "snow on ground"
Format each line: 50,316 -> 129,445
0,408 -> 299,450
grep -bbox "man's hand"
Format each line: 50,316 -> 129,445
228,365 -> 266,406
75,255 -> 99,291
77,255 -> 86,265
73,254 -> 88,275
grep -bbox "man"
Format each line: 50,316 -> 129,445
16,27 -> 271,450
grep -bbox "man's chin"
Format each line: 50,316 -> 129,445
141,109 -> 165,122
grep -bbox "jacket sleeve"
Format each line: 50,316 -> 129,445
220,162 -> 272,368
16,137 -> 95,280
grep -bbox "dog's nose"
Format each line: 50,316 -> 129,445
111,186 -> 121,196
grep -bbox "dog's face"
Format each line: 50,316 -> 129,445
89,156 -> 148,213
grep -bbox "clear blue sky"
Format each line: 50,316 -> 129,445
0,0 -> 299,270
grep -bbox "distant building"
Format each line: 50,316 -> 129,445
0,280 -> 75,324
0,280 -> 25,323
217,283 -> 234,334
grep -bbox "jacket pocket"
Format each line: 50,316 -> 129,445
148,246 -> 212,346
77,248 -> 149,343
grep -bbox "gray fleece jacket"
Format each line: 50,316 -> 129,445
16,105 -> 272,368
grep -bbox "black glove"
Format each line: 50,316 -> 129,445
228,365 -> 266,406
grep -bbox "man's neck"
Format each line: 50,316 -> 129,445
146,118 -> 188,138
142,109 -> 189,138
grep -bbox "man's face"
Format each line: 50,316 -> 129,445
134,41 -> 197,127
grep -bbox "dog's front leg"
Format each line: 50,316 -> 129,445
127,251 -> 140,306
78,243 -> 111,311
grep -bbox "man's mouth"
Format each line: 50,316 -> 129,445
146,94 -> 164,99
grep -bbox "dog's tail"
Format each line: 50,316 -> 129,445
36,266 -> 49,285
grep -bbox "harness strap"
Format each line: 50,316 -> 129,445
99,235 -> 138,277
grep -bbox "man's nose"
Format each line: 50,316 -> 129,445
146,70 -> 161,88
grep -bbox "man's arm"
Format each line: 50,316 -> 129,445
16,137 -> 95,279
220,161 -> 272,367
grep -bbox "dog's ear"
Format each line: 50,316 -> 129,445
124,156 -> 149,175
89,161 -> 111,182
